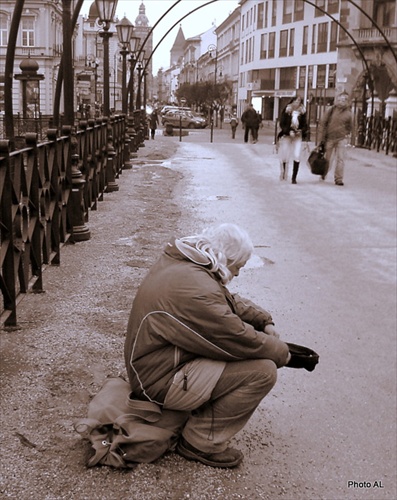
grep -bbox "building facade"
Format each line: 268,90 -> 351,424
0,0 -> 154,123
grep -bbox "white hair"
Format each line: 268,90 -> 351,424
180,223 -> 254,284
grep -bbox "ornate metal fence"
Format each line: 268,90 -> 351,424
0,114 -> 128,327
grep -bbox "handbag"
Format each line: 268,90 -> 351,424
74,377 -> 189,468
308,143 -> 328,176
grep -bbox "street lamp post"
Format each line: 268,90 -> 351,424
116,15 -> 134,115
135,50 -> 145,110
208,44 -> 218,140
128,37 -> 140,113
95,0 -> 118,116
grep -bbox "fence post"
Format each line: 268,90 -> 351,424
104,118 -> 119,192
0,140 -> 17,327
67,126 -> 91,242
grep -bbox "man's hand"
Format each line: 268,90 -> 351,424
264,324 -> 280,338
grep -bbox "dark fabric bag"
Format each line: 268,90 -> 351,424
286,343 -> 319,372
308,143 -> 328,176
74,377 -> 189,468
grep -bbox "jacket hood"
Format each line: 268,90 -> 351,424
165,238 -> 212,266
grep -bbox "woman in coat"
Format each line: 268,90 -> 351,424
278,96 -> 308,183
124,223 -> 290,468
149,109 -> 159,139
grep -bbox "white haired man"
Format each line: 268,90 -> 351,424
124,223 -> 291,468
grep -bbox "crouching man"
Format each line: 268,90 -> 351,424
124,223 -> 290,468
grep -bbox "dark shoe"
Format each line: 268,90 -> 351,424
176,438 -> 243,468
292,179 -> 297,184
335,180 -> 344,186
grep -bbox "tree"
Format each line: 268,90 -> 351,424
175,80 -> 232,111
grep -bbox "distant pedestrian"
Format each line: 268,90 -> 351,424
241,104 -> 257,143
150,109 -> 160,140
277,96 -> 308,184
318,92 -> 352,186
230,114 -> 239,139
252,112 -> 262,143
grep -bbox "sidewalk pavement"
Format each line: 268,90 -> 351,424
0,129 -> 395,499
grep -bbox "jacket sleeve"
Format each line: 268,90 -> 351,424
230,293 -> 274,330
301,112 -> 309,141
154,272 -> 289,367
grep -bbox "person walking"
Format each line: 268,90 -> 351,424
252,111 -> 262,143
241,104 -> 258,143
277,96 -> 308,184
149,109 -> 160,140
229,113 -> 239,139
124,223 -> 291,468
318,92 -> 352,186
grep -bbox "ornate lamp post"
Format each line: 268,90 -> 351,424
128,37 -> 140,113
135,50 -> 145,110
95,0 -> 118,116
116,15 -> 134,115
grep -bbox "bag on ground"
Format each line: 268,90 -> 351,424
308,144 -> 328,175
74,376 -> 188,468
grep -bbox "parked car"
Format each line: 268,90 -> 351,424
160,105 -> 191,116
161,109 -> 207,129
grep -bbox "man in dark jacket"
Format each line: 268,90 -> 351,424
125,223 -> 290,468
241,104 -> 258,143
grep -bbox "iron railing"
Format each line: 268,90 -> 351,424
0,112 -> 147,327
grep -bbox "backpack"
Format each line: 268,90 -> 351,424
74,377 -> 189,468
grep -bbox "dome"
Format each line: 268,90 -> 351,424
135,2 -> 149,27
20,57 -> 39,75
88,1 -> 99,19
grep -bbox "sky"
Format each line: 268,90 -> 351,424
80,0 -> 240,73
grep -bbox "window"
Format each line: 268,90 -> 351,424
241,41 -> 244,64
330,21 -> 338,51
298,66 -> 306,90
264,1 -> 268,29
311,25 -> 316,53
257,3 -> 264,29
0,14 -> 8,46
271,0 -> 277,26
328,63 -> 336,88
279,67 -> 296,89
294,0 -> 305,21
374,0 -> 396,27
283,0 -> 293,24
22,17 -> 34,47
315,0 -> 326,17
302,25 -> 308,55
289,28 -> 295,56
317,22 -> 328,52
317,65 -> 326,87
260,33 -> 267,59
268,32 -> 275,58
260,68 -> 276,90
328,0 -> 339,15
308,65 -> 314,88
280,30 -> 288,57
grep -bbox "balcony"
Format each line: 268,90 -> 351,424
352,27 -> 397,47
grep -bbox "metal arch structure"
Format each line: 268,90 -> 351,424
348,0 -> 397,65
140,0 -> 218,73
130,0 -> 218,107
303,0 -> 372,79
53,0 -> 85,126
3,0 -> 25,148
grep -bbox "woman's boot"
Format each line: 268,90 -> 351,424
292,161 -> 299,184
280,162 -> 287,181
